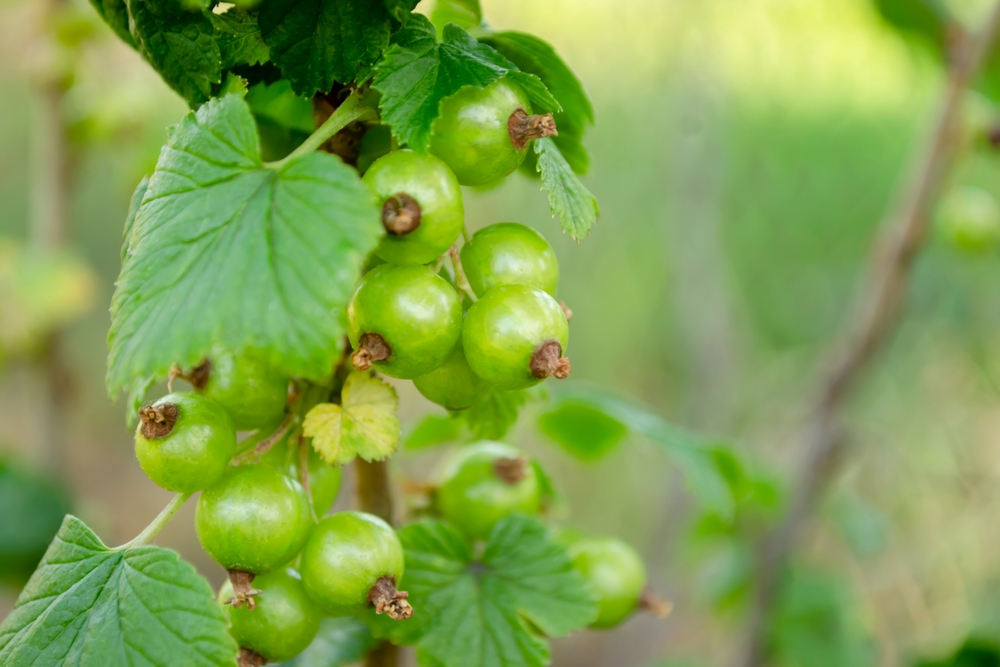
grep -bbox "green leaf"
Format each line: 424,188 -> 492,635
106,93 -> 382,395
0,515 -> 237,666
383,0 -> 419,23
258,0 -> 392,97
481,31 -> 593,174
458,387 -> 527,440
430,0 -> 483,34
121,175 -> 149,266
129,0 -> 222,107
89,0 -> 135,47
247,79 -> 316,134
372,15 -> 559,153
274,616 -> 376,666
405,413 -> 462,450
544,385 -> 740,521
537,398 -> 627,461
392,516 -> 597,667
304,372 -> 400,464
533,137 -> 598,240
208,7 -> 270,70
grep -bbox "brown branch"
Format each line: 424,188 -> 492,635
734,6 -> 1000,667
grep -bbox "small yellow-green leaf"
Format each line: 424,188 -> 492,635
304,373 -> 400,465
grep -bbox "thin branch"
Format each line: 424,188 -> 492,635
116,492 -> 192,550
448,245 -> 478,302
269,91 -> 376,168
231,414 -> 293,465
734,5 -> 1000,666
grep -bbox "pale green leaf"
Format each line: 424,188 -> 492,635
533,137 -> 598,240
430,0 -> 483,34
304,372 -> 400,464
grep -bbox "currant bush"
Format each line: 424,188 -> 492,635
0,4 -> 675,667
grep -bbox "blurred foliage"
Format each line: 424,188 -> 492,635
0,239 -> 96,360
0,457 -> 71,587
914,638 -> 1000,667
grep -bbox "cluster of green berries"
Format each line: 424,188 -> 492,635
349,78 -> 571,402
128,79 -> 652,665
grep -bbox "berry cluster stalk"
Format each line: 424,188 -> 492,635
734,4 -> 1000,666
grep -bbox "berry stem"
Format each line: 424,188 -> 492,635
462,224 -> 472,244
115,492 -> 192,550
298,433 -> 316,520
270,91 -> 376,168
638,588 -> 673,618
231,414 -> 293,465
448,245 -> 478,302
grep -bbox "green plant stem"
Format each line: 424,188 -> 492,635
116,492 -> 192,550
270,91 -> 375,169
448,245 -> 478,302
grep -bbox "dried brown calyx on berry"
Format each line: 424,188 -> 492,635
138,402 -> 179,439
529,340 -> 571,380
382,193 -> 421,235
225,570 -> 263,611
351,333 -> 392,371
493,456 -> 530,485
508,109 -> 558,150
368,576 -> 413,621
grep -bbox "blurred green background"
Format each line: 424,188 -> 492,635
5,0 -> 1000,665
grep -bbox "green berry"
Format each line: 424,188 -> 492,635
364,151 -> 464,265
413,340 -> 486,410
134,393 -> 236,493
259,440 -> 342,517
462,284 -> 570,390
937,185 -> 1000,253
220,568 -> 320,663
460,222 -> 559,296
566,536 -> 647,629
191,346 -> 288,431
299,511 -> 411,619
347,264 -> 463,379
429,79 -> 556,186
196,465 -> 313,576
436,441 -> 542,540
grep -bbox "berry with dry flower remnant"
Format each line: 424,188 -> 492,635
347,264 -> 463,379
196,465 -> 314,610
299,511 -> 412,620
462,283 -> 570,390
181,346 -> 288,431
435,441 -> 542,540
429,78 -> 557,186
220,568 -> 321,665
133,392 -> 236,493
363,150 -> 465,265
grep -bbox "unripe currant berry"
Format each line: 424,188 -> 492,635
462,284 -> 570,390
259,439 -> 342,518
347,264 -> 463,379
299,511 -> 412,620
220,568 -> 320,665
196,465 -> 314,609
435,441 -> 542,540
564,536 -> 652,629
429,79 -> 557,186
364,151 -> 464,265
413,341 -> 486,410
460,222 -> 559,297
185,346 -> 288,431
134,392 -> 236,493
